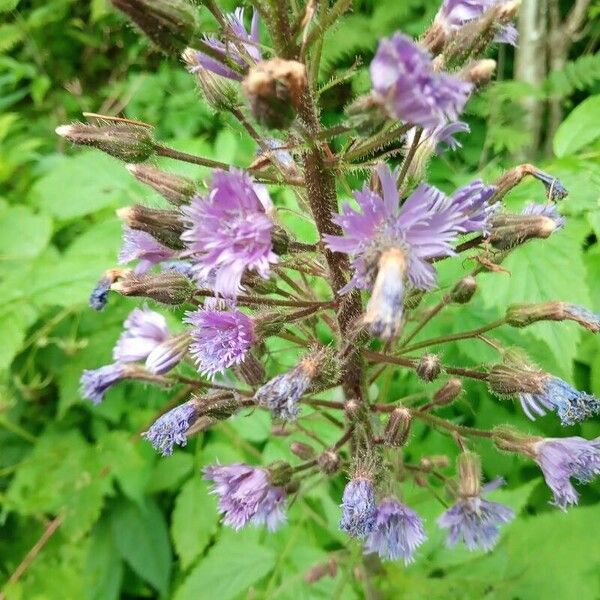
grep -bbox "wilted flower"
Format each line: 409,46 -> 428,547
521,202 -> 566,230
113,306 -> 170,363
186,308 -> 256,378
370,33 -> 472,129
364,498 -> 427,563
533,436 -> 600,510
561,304 -> 600,333
437,478 -> 514,551
80,363 -> 126,404
181,169 -> 277,297
340,477 -> 377,538
119,226 -> 177,273
204,463 -> 287,531
143,399 -> 199,455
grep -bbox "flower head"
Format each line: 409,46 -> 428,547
143,400 -> 199,455
449,180 -> 498,234
522,202 -> 566,230
204,463 -> 286,531
340,477 -> 377,538
113,306 -> 170,363
181,169 -> 277,297
80,363 -> 125,404
186,308 -> 256,378
364,498 -> 427,563
437,479 -> 514,551
370,33 -> 472,129
533,436 -> 600,510
119,226 -> 176,274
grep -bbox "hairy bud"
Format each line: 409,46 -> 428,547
234,353 -> 265,386
243,59 -> 307,129
197,393 -> 240,420
267,460 -> 294,487
126,164 -> 195,206
304,558 -> 337,584
111,271 -> 195,305
383,408 -> 412,447
488,350 -> 544,396
56,122 -> 155,162
416,354 -> 441,382
450,276 -> 477,304
489,214 -> 556,250
457,452 -> 481,498
318,450 -> 341,475
462,59 -> 497,87
492,426 -> 538,458
506,302 -> 600,333
290,441 -> 315,461
116,205 -> 185,249
433,378 -> 463,406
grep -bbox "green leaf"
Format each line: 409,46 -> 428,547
553,94 -> 600,157
85,519 -> 123,600
0,205 -> 52,262
0,308 -> 28,369
0,0 -> 20,12
171,477 -> 218,569
110,497 -> 172,596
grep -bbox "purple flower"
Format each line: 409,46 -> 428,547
160,260 -> 195,278
181,169 -> 277,297
143,400 -> 199,456
432,121 -> 470,152
437,479 -> 514,551
434,0 -> 518,45
370,33 -> 472,129
254,367 -> 310,421
522,203 -> 566,230
518,375 -> 600,426
533,436 -> 600,510
364,498 -> 427,563
145,333 -> 189,375
113,307 -> 170,363
119,226 -> 176,274
185,308 -> 256,378
448,180 -> 498,234
186,8 -> 260,81
340,477 -> 377,538
204,464 -> 286,531
80,363 -> 125,404
562,304 -> 600,333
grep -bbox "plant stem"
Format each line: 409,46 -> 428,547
412,410 -> 493,438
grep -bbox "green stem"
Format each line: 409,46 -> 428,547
412,411 -> 493,438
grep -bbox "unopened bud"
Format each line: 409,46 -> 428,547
126,164 -> 195,206
433,378 -> 462,406
462,59 -> 496,87
267,460 -> 293,487
56,122 -> 155,162
457,452 -> 481,498
488,350 -> 544,396
111,0 -> 198,55
383,408 -> 412,447
145,332 -> 190,374
450,276 -> 477,304
304,559 -> 337,584
186,415 -> 218,437
345,94 -> 389,136
111,271 -> 195,305
492,426 -> 538,458
290,441 -> 315,461
116,205 -> 185,249
416,354 -> 441,382
242,59 -> 307,129
421,454 -> 450,470
317,450 -> 341,475
489,214 -> 556,250
344,398 -> 368,424
234,352 -> 265,386
198,393 -> 240,420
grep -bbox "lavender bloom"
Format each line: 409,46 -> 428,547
562,304 -> 600,333
522,203 -> 566,230
161,260 -> 195,278
533,436 -> 600,510
204,464 -> 286,531
432,121 -> 470,152
437,479 -> 514,551
119,226 -> 176,274
80,363 -> 125,404
364,498 -> 427,563
340,478 -> 377,538
448,180 -> 498,234
186,308 -> 256,378
143,400 -> 199,456
145,333 -> 189,375
254,366 -> 312,421
186,8 -> 260,81
181,169 -> 277,297
518,376 -> 600,426
370,33 -> 472,129
113,307 -> 170,363
434,0 -> 518,45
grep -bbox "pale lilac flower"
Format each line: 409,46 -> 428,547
186,8 -> 260,81
434,0 -> 518,45
340,477 -> 377,538
145,333 -> 189,375
119,226 -> 177,274
448,179 -> 498,234
204,464 -> 286,531
181,169 -> 277,297
533,436 -> 600,510
437,479 -> 514,551
161,260 -> 195,278
143,400 -> 199,456
185,308 -> 256,378
113,307 -> 170,363
370,33 -> 472,129
364,498 -> 427,563
432,121 -> 470,152
522,203 -> 566,230
80,363 -> 125,404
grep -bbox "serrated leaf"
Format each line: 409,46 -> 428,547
554,94 -> 600,157
0,205 -> 52,262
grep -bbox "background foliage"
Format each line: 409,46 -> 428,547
1,0 -> 600,598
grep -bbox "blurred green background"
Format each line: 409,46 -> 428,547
1,0 -> 600,598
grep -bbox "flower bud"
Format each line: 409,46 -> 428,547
126,164 -> 195,206
304,558 -> 337,584
344,398 -> 369,424
488,350 -> 544,396
56,122 -> 155,162
457,452 -> 481,498
461,59 -> 496,87
290,441 -> 315,461
145,332 -> 190,374
116,205 -> 185,249
416,354 -> 441,382
345,94 -> 389,137
111,0 -> 198,55
420,454 -> 450,470
271,225 -> 290,255
198,393 -> 240,420
267,460 -> 293,487
234,353 -> 265,386
492,426 -> 538,458
111,271 -> 195,305
242,59 -> 307,129
450,276 -> 477,304
317,450 -> 341,475
433,378 -> 463,406
489,214 -> 556,250
506,302 -> 600,333
383,408 -> 412,447
186,415 -> 218,437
